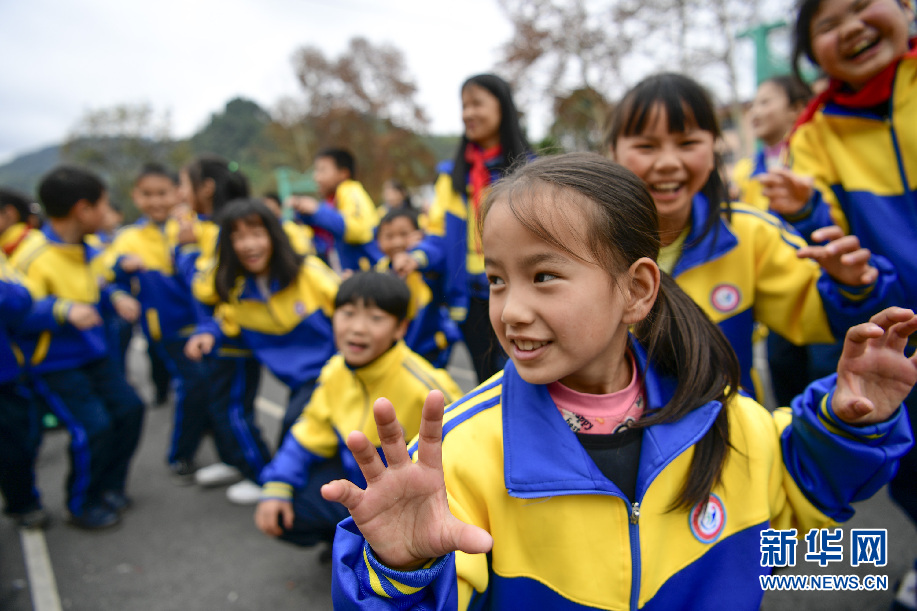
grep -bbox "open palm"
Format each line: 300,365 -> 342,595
833,308 -> 917,425
321,391 -> 493,570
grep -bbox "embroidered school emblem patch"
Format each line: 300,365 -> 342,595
690,493 -> 726,544
710,284 -> 741,313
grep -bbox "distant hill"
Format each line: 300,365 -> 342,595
0,144 -> 61,197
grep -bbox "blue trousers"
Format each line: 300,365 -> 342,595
0,380 -> 42,515
33,357 -> 144,516
889,386 -> 917,528
207,354 -> 271,483
160,338 -> 217,466
278,454 -> 351,548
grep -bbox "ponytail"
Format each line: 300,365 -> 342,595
632,273 -> 740,510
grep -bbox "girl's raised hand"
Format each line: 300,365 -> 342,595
797,225 -> 878,287
759,167 -> 814,216
833,308 -> 917,425
321,391 -> 493,571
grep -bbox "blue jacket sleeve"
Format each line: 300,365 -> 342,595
332,518 -> 459,610
18,296 -> 71,334
816,254 -> 904,338
174,245 -> 202,288
259,432 -> 326,492
782,373 -> 913,522
410,234 -> 447,274
0,279 -> 33,323
776,190 -> 836,244
299,205 -> 345,240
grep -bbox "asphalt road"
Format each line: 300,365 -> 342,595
0,338 -> 914,610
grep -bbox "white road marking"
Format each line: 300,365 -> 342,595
19,528 -> 63,611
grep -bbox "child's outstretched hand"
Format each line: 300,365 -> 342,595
288,195 -> 320,216
67,302 -> 103,330
833,307 -> 917,425
797,225 -> 878,287
759,167 -> 814,216
119,255 -> 145,274
321,391 -> 493,570
184,333 -> 215,361
391,251 -> 419,278
113,294 -> 141,323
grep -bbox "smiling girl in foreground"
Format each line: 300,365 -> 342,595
321,153 -> 915,610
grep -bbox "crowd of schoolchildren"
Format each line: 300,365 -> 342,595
2,0 -> 917,608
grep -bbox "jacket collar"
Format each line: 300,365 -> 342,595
502,338 -> 723,501
671,193 -> 737,277
347,340 -> 409,386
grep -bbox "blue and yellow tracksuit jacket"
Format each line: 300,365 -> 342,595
411,160 -> 505,321
331,341 -> 913,610
731,150 -> 770,211
260,340 -> 462,496
672,195 -> 899,397
0,252 -> 34,384
195,256 -> 339,391
784,55 -> 917,310
10,225 -> 127,374
296,179 -> 380,272
374,257 -> 461,368
103,217 -> 198,342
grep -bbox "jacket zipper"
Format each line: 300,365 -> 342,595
629,501 -> 641,610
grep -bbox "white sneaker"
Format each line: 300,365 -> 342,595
194,463 -> 243,487
895,568 -> 917,610
226,480 -> 263,505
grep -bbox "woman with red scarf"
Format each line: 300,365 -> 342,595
759,0 -> 917,604
395,74 -> 533,384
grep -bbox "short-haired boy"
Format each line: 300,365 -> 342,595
289,148 -> 380,273
11,166 -> 145,530
254,271 -> 462,554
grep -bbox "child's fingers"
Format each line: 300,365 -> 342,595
416,390 -> 446,471
372,398 -> 411,468
809,225 -> 844,244
321,479 -> 364,511
281,502 -> 295,530
345,429 -> 388,483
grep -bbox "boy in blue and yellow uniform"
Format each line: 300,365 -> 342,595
10,166 -> 145,530
103,163 -> 211,479
0,194 -> 49,529
289,148 -> 380,273
254,271 -> 461,552
375,207 -> 461,368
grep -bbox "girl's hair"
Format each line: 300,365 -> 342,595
792,0 -> 826,79
762,74 -> 814,107
214,198 -> 302,302
183,154 -> 250,219
481,152 -> 741,511
450,74 -> 532,196
605,73 -> 731,246
334,271 -> 411,322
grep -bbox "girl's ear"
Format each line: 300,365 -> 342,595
623,257 -> 661,325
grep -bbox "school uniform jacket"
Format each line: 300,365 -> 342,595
331,341 -> 913,610
411,160 -> 503,321
10,225 -> 127,374
0,252 -> 34,384
374,257 -> 461,366
296,179 -> 380,272
195,256 -> 339,390
672,195 -> 899,396
731,150 -> 770,211
259,340 -> 462,496
785,55 -> 917,309
102,217 -> 198,342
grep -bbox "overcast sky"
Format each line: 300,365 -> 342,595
0,0 -> 515,164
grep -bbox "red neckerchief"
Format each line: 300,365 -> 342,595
793,37 -> 917,133
464,143 -> 502,214
2,225 -> 31,256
